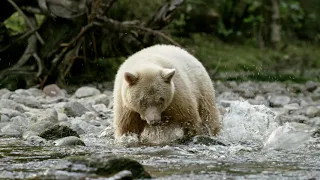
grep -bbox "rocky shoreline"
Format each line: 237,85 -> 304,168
1,80 -> 319,145
0,80 -> 319,179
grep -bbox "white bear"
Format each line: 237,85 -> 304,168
113,44 -> 221,143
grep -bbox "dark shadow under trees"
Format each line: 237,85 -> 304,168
0,0 -> 184,90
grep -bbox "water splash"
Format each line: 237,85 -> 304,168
264,122 -> 316,150
217,101 -> 278,146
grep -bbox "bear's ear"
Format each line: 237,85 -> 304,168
161,68 -> 176,83
124,72 -> 138,85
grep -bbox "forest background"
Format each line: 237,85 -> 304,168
0,0 -> 319,90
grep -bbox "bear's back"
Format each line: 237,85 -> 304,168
116,44 -> 213,97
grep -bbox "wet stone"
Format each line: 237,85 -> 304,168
65,155 -> 151,179
191,135 -> 226,146
53,136 -> 85,146
39,124 -> 80,140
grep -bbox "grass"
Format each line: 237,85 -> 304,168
175,33 -> 320,82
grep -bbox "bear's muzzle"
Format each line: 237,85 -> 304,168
144,107 -> 162,126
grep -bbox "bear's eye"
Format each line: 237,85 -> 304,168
159,97 -> 165,102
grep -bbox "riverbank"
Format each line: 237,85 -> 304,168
0,80 -> 319,179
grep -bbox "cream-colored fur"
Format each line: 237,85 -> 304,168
113,44 -> 221,142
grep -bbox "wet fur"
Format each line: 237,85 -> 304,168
113,44 -> 221,142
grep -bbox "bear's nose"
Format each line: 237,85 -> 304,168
144,107 -> 161,126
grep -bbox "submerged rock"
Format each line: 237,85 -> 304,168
65,155 -> 151,179
190,135 -> 226,146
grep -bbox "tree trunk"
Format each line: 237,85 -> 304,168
270,0 -> 281,49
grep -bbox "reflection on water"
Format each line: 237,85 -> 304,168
1,101 -> 319,179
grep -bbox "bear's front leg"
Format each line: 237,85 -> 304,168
114,106 -> 146,140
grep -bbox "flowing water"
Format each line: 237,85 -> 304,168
1,101 -> 320,179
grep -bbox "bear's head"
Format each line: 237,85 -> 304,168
122,67 -> 176,126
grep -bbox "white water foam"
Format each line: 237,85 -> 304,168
217,100 -> 315,150
98,100 -> 314,150
263,122 -> 316,150
217,101 -> 278,146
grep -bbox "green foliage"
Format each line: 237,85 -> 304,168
169,0 -> 320,44
176,33 -> 320,82
4,12 -> 46,36
4,12 -> 25,36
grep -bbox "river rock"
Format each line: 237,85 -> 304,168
0,124 -> 21,137
217,91 -> 242,101
306,106 -> 320,118
30,109 -> 58,123
71,119 -> 103,134
0,114 -> 9,122
269,95 -> 291,107
75,86 -> 101,98
234,81 -> 257,98
311,87 -> 320,101
261,82 -> 287,94
28,120 -> 56,134
305,81 -> 318,92
190,135 -> 226,146
27,88 -> 44,97
53,136 -> 85,146
12,116 -> 28,129
0,99 -> 25,112
248,95 -> 269,106
283,103 -> 300,111
306,117 -> 320,126
65,156 -> 151,179
0,88 -> 10,97
26,135 -> 50,146
22,130 -> 39,139
109,170 -> 133,180
92,94 -> 111,106
39,124 -> 80,140
11,96 -> 41,108
0,108 -> 22,118
64,101 -> 89,117
43,84 -> 66,98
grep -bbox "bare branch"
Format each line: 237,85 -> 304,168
33,53 -> 43,77
0,27 -> 40,53
96,16 -> 182,47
